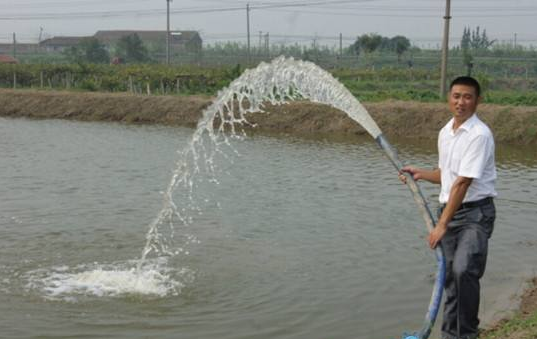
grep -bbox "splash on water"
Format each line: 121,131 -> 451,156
140,56 -> 382,265
24,258 -> 193,301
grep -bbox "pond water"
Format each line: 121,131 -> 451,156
0,117 -> 536,339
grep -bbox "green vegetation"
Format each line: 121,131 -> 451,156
2,61 -> 537,106
64,38 -> 110,64
351,33 -> 411,63
3,27 -> 537,106
460,26 -> 496,76
479,309 -> 537,338
0,63 -> 235,95
114,33 -> 151,63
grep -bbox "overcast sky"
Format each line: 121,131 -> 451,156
1,0 -> 536,48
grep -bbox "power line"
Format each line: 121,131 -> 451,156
264,7 -> 537,18
0,0 -> 371,20
3,3 -> 536,20
5,0 -> 150,9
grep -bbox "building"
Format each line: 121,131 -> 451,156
93,30 -> 202,53
0,54 -> 19,64
5,30 -> 203,59
39,36 -> 90,52
0,43 -> 39,56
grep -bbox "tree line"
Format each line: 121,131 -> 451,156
64,34 -> 151,64
351,34 -> 411,62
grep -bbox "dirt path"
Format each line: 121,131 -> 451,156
1,89 -> 536,145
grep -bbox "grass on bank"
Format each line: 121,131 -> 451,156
479,278 -> 537,339
479,309 -> 537,338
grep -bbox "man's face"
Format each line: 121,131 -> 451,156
448,84 -> 481,122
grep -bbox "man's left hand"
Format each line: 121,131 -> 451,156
428,223 -> 448,249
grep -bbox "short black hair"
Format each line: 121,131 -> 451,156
449,76 -> 481,97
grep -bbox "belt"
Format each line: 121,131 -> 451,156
442,197 -> 493,211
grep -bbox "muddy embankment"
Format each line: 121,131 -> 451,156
1,89 -> 536,145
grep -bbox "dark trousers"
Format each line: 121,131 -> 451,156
439,199 -> 495,339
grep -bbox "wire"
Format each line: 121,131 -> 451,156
2,1 -> 536,20
263,7 -> 537,18
0,0 -> 373,20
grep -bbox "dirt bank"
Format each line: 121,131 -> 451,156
0,89 -> 536,144
480,277 -> 537,339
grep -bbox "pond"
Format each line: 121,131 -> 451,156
0,117 -> 536,339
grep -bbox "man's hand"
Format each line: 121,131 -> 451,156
398,166 -> 422,184
428,222 -> 448,249
399,166 -> 441,185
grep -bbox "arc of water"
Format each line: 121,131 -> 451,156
139,56 -> 445,339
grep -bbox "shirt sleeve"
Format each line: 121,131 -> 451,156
458,134 -> 491,179
437,129 -> 444,170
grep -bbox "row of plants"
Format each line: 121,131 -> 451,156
2,63 -> 537,106
0,63 -> 242,95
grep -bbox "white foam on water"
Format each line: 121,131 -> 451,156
24,258 -> 193,301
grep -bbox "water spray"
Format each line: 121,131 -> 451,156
141,56 -> 445,338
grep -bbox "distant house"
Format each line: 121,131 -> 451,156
0,54 -> 18,64
39,36 -> 89,52
0,43 -> 38,55
93,30 -> 202,53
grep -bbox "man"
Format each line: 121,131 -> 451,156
400,76 -> 497,339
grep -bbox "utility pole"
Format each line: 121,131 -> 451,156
265,32 -> 269,56
514,33 -> 517,48
339,33 -> 343,57
12,32 -> 17,59
246,3 -> 251,64
439,0 -> 451,98
166,0 -> 172,65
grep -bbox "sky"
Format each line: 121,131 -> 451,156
1,0 -> 536,48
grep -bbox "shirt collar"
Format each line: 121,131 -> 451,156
450,113 -> 478,135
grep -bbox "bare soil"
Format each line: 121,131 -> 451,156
479,277 -> 537,339
1,89 -> 536,145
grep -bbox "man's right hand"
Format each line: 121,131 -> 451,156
398,166 -> 422,184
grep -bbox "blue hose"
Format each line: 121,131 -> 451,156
375,134 -> 446,339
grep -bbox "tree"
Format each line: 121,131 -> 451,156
356,33 -> 383,54
461,27 -> 471,51
391,36 -> 411,63
462,26 -> 496,51
471,26 -> 492,49
379,36 -> 393,51
351,39 -> 361,57
80,38 -> 109,63
114,34 -> 150,63
64,37 -> 109,64
461,28 -> 474,76
461,26 -> 495,76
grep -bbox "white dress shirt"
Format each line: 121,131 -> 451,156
438,113 -> 497,204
